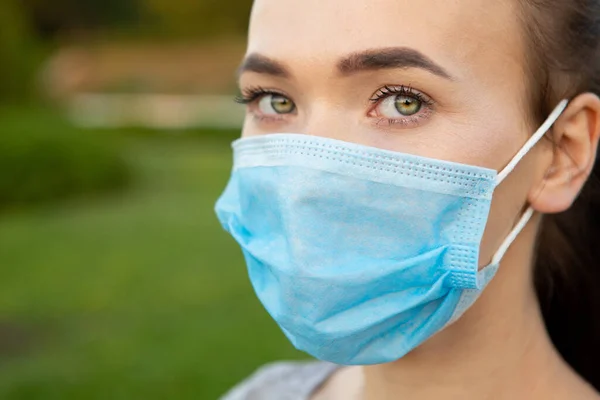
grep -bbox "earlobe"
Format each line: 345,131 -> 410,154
529,93 -> 600,214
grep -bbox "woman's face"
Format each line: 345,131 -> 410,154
238,0 -> 550,264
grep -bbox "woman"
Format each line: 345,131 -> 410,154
215,0 -> 600,399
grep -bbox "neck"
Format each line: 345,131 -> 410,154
361,218 -> 576,400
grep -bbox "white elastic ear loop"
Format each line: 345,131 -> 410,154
491,100 -> 569,264
490,99 -> 569,264
495,99 -> 569,185
490,206 -> 535,265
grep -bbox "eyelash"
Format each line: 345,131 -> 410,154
234,86 -> 287,105
235,84 -> 435,127
368,85 -> 435,127
369,85 -> 432,105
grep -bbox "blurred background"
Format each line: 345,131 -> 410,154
0,1 -> 307,398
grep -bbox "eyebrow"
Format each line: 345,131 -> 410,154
237,47 -> 452,80
337,47 -> 452,79
237,53 -> 290,78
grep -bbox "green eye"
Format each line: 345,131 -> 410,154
394,95 -> 421,116
259,94 -> 296,114
271,95 -> 295,113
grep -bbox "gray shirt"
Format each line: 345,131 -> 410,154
219,361 -> 340,400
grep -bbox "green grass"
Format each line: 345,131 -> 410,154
0,131 -> 307,399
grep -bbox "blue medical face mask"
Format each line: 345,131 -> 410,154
214,100 -> 568,366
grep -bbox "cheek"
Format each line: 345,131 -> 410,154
478,152 -> 539,266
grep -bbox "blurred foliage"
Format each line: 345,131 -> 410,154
0,0 -> 39,100
22,0 -> 138,37
0,107 -> 130,210
20,0 -> 251,40
140,0 -> 252,38
0,111 -> 306,399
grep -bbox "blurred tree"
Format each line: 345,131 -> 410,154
0,0 -> 37,100
140,0 -> 252,38
22,0 -> 139,38
14,0 -> 250,42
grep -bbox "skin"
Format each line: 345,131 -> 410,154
236,0 -> 600,398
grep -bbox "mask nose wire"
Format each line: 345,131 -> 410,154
489,99 -> 569,266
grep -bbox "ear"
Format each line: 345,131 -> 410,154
529,93 -> 600,214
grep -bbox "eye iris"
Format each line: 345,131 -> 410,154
271,95 -> 295,114
394,95 -> 421,116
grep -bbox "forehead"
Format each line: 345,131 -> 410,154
248,0 -> 526,83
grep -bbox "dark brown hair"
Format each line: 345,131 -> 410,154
519,0 -> 600,391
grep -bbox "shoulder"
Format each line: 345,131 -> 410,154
219,360 -> 339,400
